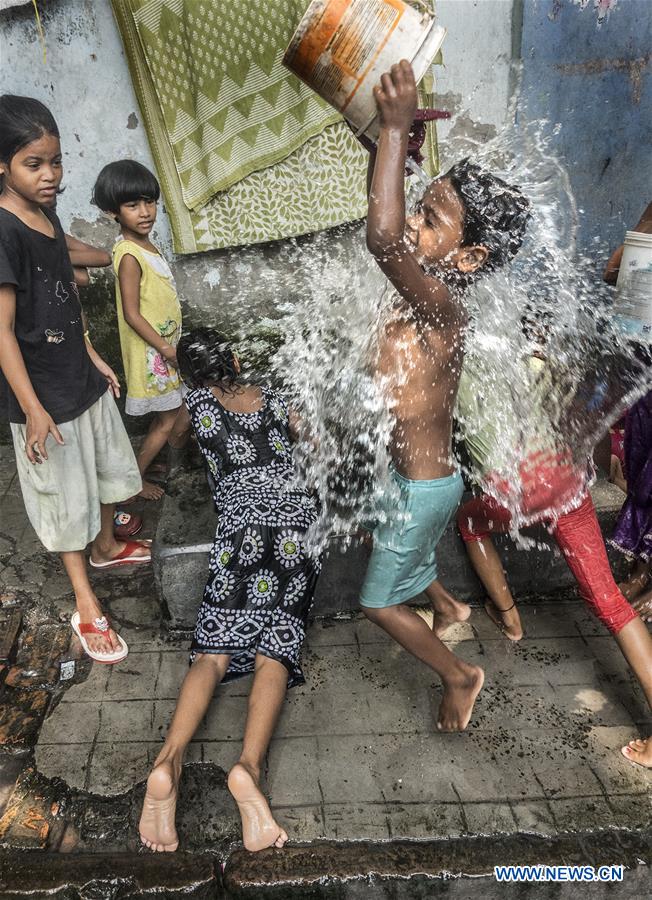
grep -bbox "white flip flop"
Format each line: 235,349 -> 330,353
71,611 -> 128,664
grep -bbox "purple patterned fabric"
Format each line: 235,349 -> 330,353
610,390 -> 652,560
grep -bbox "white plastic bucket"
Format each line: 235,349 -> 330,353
613,231 -> 652,340
283,0 -> 446,141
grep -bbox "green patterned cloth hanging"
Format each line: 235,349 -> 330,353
110,0 -> 440,254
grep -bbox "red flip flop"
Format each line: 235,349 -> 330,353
71,611 -> 128,664
89,539 -> 152,570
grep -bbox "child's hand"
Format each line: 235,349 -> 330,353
87,344 -> 121,397
373,60 -> 418,134
25,406 -> 64,464
161,344 -> 179,369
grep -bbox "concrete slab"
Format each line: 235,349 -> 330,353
154,466 -> 629,630
33,608 -> 650,852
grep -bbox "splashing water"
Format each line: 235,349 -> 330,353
453,119 -> 652,534
197,117 -> 652,551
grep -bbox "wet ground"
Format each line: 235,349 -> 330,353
0,448 -> 650,897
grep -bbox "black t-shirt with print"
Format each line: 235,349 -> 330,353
0,206 -> 107,425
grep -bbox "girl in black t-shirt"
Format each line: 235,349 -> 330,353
0,95 -> 151,664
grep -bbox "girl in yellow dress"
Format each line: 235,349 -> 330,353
93,160 -> 183,499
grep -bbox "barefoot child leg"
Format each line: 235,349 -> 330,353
228,655 -> 289,851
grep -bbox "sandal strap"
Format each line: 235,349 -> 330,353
78,616 -> 111,635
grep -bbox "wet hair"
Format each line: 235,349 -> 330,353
0,95 -> 60,167
177,327 -> 239,390
445,159 -> 531,281
92,159 -> 160,213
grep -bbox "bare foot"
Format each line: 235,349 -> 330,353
76,596 -> 122,657
437,664 -> 484,732
228,763 -> 288,852
139,760 -> 179,852
139,480 -> 165,501
632,589 -> 652,623
484,599 -> 523,641
620,737 -> 652,768
428,582 -> 471,639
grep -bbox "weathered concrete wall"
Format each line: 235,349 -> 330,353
518,0 -> 652,253
0,0 -> 517,360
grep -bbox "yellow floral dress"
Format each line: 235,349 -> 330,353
112,238 -> 183,415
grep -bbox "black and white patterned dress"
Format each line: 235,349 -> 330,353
186,385 -> 320,687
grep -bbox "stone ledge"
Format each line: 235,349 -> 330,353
153,461 -> 627,631
223,831 -> 651,897
1,828 -> 648,898
0,850 -> 218,897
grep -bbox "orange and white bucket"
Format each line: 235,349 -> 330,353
283,0 -> 446,141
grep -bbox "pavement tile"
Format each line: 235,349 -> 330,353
585,636 -> 633,678
476,637 -> 600,686
511,601 -> 608,640
39,700 -> 100,745
451,732 -> 537,803
317,733 -> 459,804
107,593 -> 166,649
607,793 -> 652,830
385,801 -> 465,840
517,729 -> 609,799
511,800 -> 557,835
186,741 -> 240,773
301,644 -> 365,693
273,804 -> 324,842
584,726 -> 652,796
555,684 -> 636,726
62,663 -> 112,702
267,736 -> 321,806
34,743 -> 90,791
195,695 -> 249,742
462,801 -> 517,835
322,803 -> 390,841
151,651 -> 190,700
97,700 -> 155,744
605,678 -> 652,726
87,741 -> 155,794
354,617 -> 393,644
549,796 -> 616,832
102,652 -> 162,701
305,619 -> 358,648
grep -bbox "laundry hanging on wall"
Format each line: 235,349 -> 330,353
110,0 -> 371,253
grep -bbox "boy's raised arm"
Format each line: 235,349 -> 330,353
367,62 -> 458,325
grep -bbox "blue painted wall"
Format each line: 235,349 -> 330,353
518,0 -> 652,253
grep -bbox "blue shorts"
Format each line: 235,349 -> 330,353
359,468 -> 464,609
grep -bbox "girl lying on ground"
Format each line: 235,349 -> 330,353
138,326 -> 322,852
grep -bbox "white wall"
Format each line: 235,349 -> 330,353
0,0 -> 517,257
